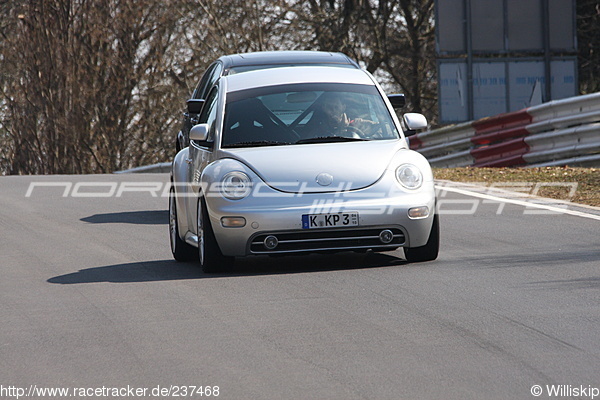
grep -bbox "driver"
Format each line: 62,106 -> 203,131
306,93 -> 375,137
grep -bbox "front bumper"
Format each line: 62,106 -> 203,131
248,226 -> 407,255
206,183 -> 436,257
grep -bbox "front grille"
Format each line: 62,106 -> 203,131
249,227 -> 405,254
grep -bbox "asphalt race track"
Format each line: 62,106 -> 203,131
1,173 -> 599,399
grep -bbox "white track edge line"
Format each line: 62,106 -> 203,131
436,185 -> 600,221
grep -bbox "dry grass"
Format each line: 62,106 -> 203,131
433,167 -> 600,207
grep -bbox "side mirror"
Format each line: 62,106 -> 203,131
388,94 -> 405,109
402,113 -> 427,137
189,123 -> 209,142
187,99 -> 205,114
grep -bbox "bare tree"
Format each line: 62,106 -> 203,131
382,0 -> 436,117
173,0 -> 296,86
0,0 -> 188,174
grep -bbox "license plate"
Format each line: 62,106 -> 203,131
302,212 -> 359,229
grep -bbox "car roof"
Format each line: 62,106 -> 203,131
224,66 -> 375,93
218,51 -> 359,70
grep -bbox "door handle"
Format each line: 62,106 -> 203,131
185,158 -> 193,164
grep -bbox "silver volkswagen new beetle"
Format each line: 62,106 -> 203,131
169,62 -> 439,272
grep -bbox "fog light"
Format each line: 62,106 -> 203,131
408,206 -> 430,219
264,235 -> 279,250
379,229 -> 394,244
221,217 -> 246,227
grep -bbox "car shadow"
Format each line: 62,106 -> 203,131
80,210 -> 168,225
47,252 -> 408,284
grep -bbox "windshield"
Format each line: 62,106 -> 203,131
222,83 -> 400,148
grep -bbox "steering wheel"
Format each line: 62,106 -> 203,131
345,125 -> 366,138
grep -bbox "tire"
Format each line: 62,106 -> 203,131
404,214 -> 439,263
197,197 -> 234,273
169,186 -> 197,261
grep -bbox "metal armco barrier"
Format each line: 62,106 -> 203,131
411,92 -> 600,168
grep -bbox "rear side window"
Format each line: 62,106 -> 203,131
193,63 -> 223,100
196,87 -> 219,143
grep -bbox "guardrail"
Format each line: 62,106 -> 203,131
410,92 -> 600,168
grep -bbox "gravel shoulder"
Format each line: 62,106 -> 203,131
432,167 -> 600,207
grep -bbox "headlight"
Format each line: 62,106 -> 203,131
221,171 -> 252,199
396,164 -> 423,189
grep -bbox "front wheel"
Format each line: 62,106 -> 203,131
197,197 -> 234,273
404,214 -> 439,263
169,187 -> 197,262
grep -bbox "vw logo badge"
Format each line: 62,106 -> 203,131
316,173 -> 334,186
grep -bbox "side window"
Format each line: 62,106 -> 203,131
200,63 -> 223,100
193,62 -> 223,100
197,87 -> 219,142
193,62 -> 217,99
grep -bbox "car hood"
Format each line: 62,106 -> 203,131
222,140 -> 404,193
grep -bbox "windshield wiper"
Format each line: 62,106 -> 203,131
295,136 -> 368,144
225,140 -> 291,148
